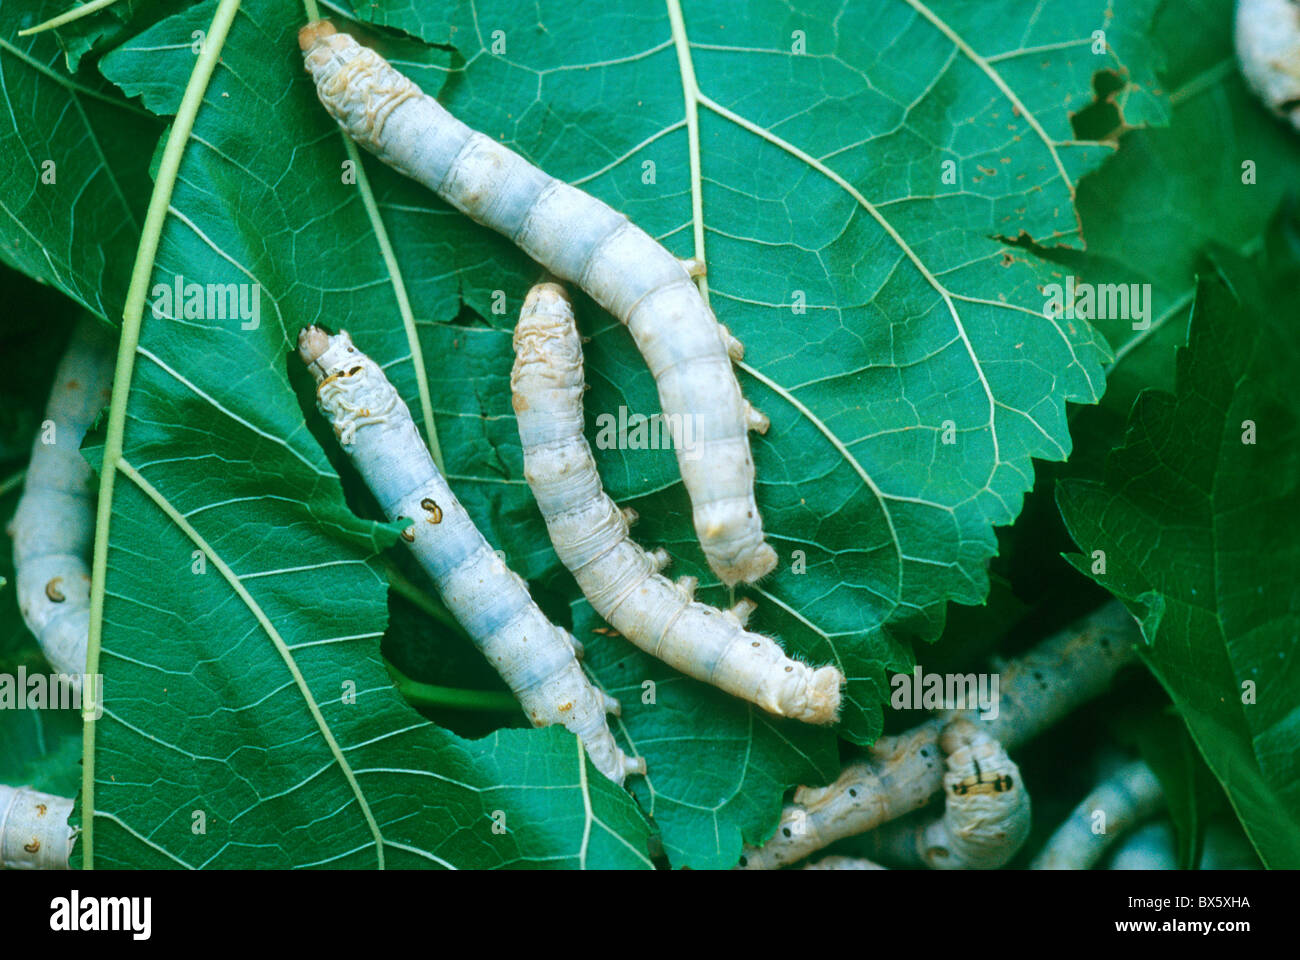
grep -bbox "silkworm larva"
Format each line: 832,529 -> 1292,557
1107,820 -> 1177,870
802,855 -> 886,870
7,316 -> 115,680
1108,818 -> 1261,870
0,785 -> 75,870
1030,760 -> 1163,869
1234,0 -> 1300,132
869,719 -> 1029,869
298,20 -> 777,587
510,283 -> 842,723
737,601 -> 1140,869
299,325 -> 643,785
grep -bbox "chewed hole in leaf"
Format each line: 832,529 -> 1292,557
1070,69 -> 1128,141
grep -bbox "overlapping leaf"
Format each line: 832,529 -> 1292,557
1,0 -> 1174,870
1033,0 -> 1300,415
0,0 -> 159,318
1058,240 -> 1300,868
356,0 -> 1162,742
80,0 -> 651,869
340,0 -> 1164,864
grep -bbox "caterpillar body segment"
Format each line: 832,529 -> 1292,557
1235,0 -> 1300,132
1031,760 -> 1163,870
915,719 -> 1029,869
510,283 -> 843,724
0,785 -> 75,870
299,20 -> 776,586
298,326 -> 642,785
738,602 -> 1141,869
802,855 -> 886,870
842,719 -> 1028,870
8,317 -> 115,680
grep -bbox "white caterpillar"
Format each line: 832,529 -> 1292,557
510,282 -> 842,723
0,785 -> 76,870
802,855 -> 886,870
869,718 -> 1030,869
1107,820 -> 1177,870
1235,0 -> 1300,132
299,20 -> 776,587
1030,759 -> 1163,869
738,602 -> 1140,869
7,317 -> 115,680
299,325 -> 643,785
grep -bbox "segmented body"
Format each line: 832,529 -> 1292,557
511,283 -> 842,723
0,785 -> 75,870
915,719 -> 1029,869
299,20 -> 776,586
299,326 -> 642,785
7,317 -> 115,680
1031,760 -> 1163,869
738,602 -> 1140,869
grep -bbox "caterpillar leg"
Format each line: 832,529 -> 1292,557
744,401 -> 770,434
621,506 -> 639,527
719,323 -> 745,362
674,575 -> 698,601
649,547 -> 671,573
679,257 -> 707,278
623,755 -> 648,778
568,633 -> 586,660
600,690 -> 622,716
726,597 -> 757,627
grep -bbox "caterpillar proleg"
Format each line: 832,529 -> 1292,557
737,602 -> 1140,869
1030,760 -> 1163,870
299,21 -> 777,586
867,719 -> 1029,869
7,317 -> 115,680
511,283 -> 842,723
298,326 -> 642,785
0,785 -> 75,870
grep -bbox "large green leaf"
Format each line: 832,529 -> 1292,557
1034,0 -> 1300,414
77,0 -> 652,870
342,0 -> 1164,865
0,0 -> 159,318
2,0 -> 1172,869
976,0 -> 1300,694
1057,237 -> 1300,868
353,0 -> 1162,734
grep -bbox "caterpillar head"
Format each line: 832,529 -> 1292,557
297,324 -> 352,382
510,282 -> 584,414
512,282 -> 581,364
299,20 -> 423,151
298,19 -> 337,51
919,717 -> 1030,868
